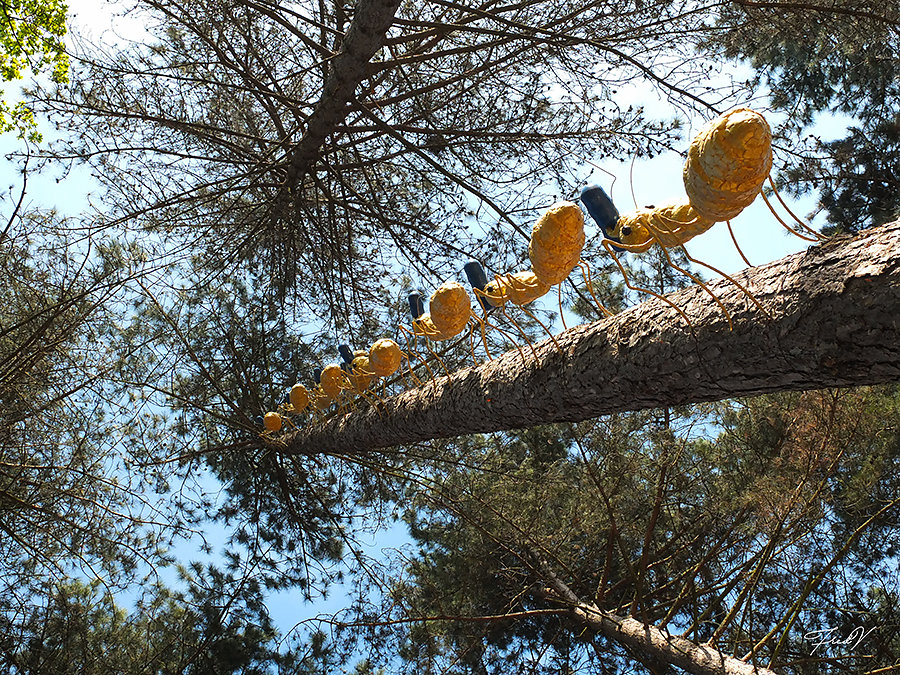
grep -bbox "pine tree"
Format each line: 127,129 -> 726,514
703,1 -> 900,233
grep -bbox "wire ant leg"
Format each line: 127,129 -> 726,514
355,386 -> 390,419
279,412 -> 300,431
760,191 -> 820,243
725,220 -> 753,267
473,278 -> 547,356
332,375 -> 355,415
577,259 -> 614,318
679,245 -> 772,321
655,243 -> 734,330
467,326 -> 478,366
766,176 -> 827,240
400,324 -> 449,380
394,350 -> 420,389
557,283 -> 568,330
518,304 -> 561,352
469,314 -> 493,363
422,338 -> 451,378
463,323 -> 480,367
370,375 -> 390,402
487,311 -> 532,362
344,386 -> 364,413
308,404 -> 327,425
478,313 -> 527,364
397,325 -> 428,386
339,396 -> 355,416
294,411 -> 311,430
602,239 -> 694,329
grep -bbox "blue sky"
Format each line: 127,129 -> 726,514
2,0 -> 859,655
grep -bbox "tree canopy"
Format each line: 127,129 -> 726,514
0,0 -> 68,140
3,0 -> 900,673
704,1 -> 900,233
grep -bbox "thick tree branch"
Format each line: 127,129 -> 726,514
281,221 -> 900,455
280,0 -> 402,195
533,557 -> 778,674
570,600 -> 779,675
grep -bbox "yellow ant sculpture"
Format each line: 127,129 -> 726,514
529,201 -> 585,286
403,281 -> 488,374
457,201 -> 589,355
369,338 -> 403,377
581,106 -> 818,328
604,107 -> 772,250
483,270 -> 550,307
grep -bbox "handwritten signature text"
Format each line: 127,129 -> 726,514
804,626 -> 876,655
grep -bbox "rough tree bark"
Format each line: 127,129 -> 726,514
280,221 -> 900,455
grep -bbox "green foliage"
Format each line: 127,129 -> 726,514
0,0 -> 68,141
374,391 -> 900,673
127,263 -> 414,598
813,119 -> 900,235
2,567 -> 287,674
0,213 -> 175,599
705,2 -> 900,232
4,3 -> 899,675
39,0 -> 693,303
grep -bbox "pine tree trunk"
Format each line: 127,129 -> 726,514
280,221 -> 900,455
570,603 -> 779,675
282,0 -> 402,192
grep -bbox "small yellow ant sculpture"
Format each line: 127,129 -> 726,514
369,339 -> 403,377
529,202 -> 586,286
483,270 -> 550,307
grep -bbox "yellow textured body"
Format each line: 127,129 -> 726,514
428,281 -> 471,338
320,363 -> 346,398
610,107 -> 772,250
529,201 -> 585,285
263,411 -> 282,432
289,384 -> 309,411
484,270 -> 551,306
350,355 -> 372,392
369,338 -> 402,376
613,203 -> 715,251
413,313 -> 451,341
683,107 -> 772,222
310,386 -> 333,410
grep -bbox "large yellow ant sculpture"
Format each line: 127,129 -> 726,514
607,107 -> 771,249
580,106 -> 818,328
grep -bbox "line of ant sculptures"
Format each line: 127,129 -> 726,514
258,107 -> 824,434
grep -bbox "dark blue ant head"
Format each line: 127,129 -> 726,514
338,344 -> 354,364
407,292 -> 425,320
462,260 -> 492,313
580,184 -> 626,252
313,367 -> 322,384
254,415 -> 264,427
